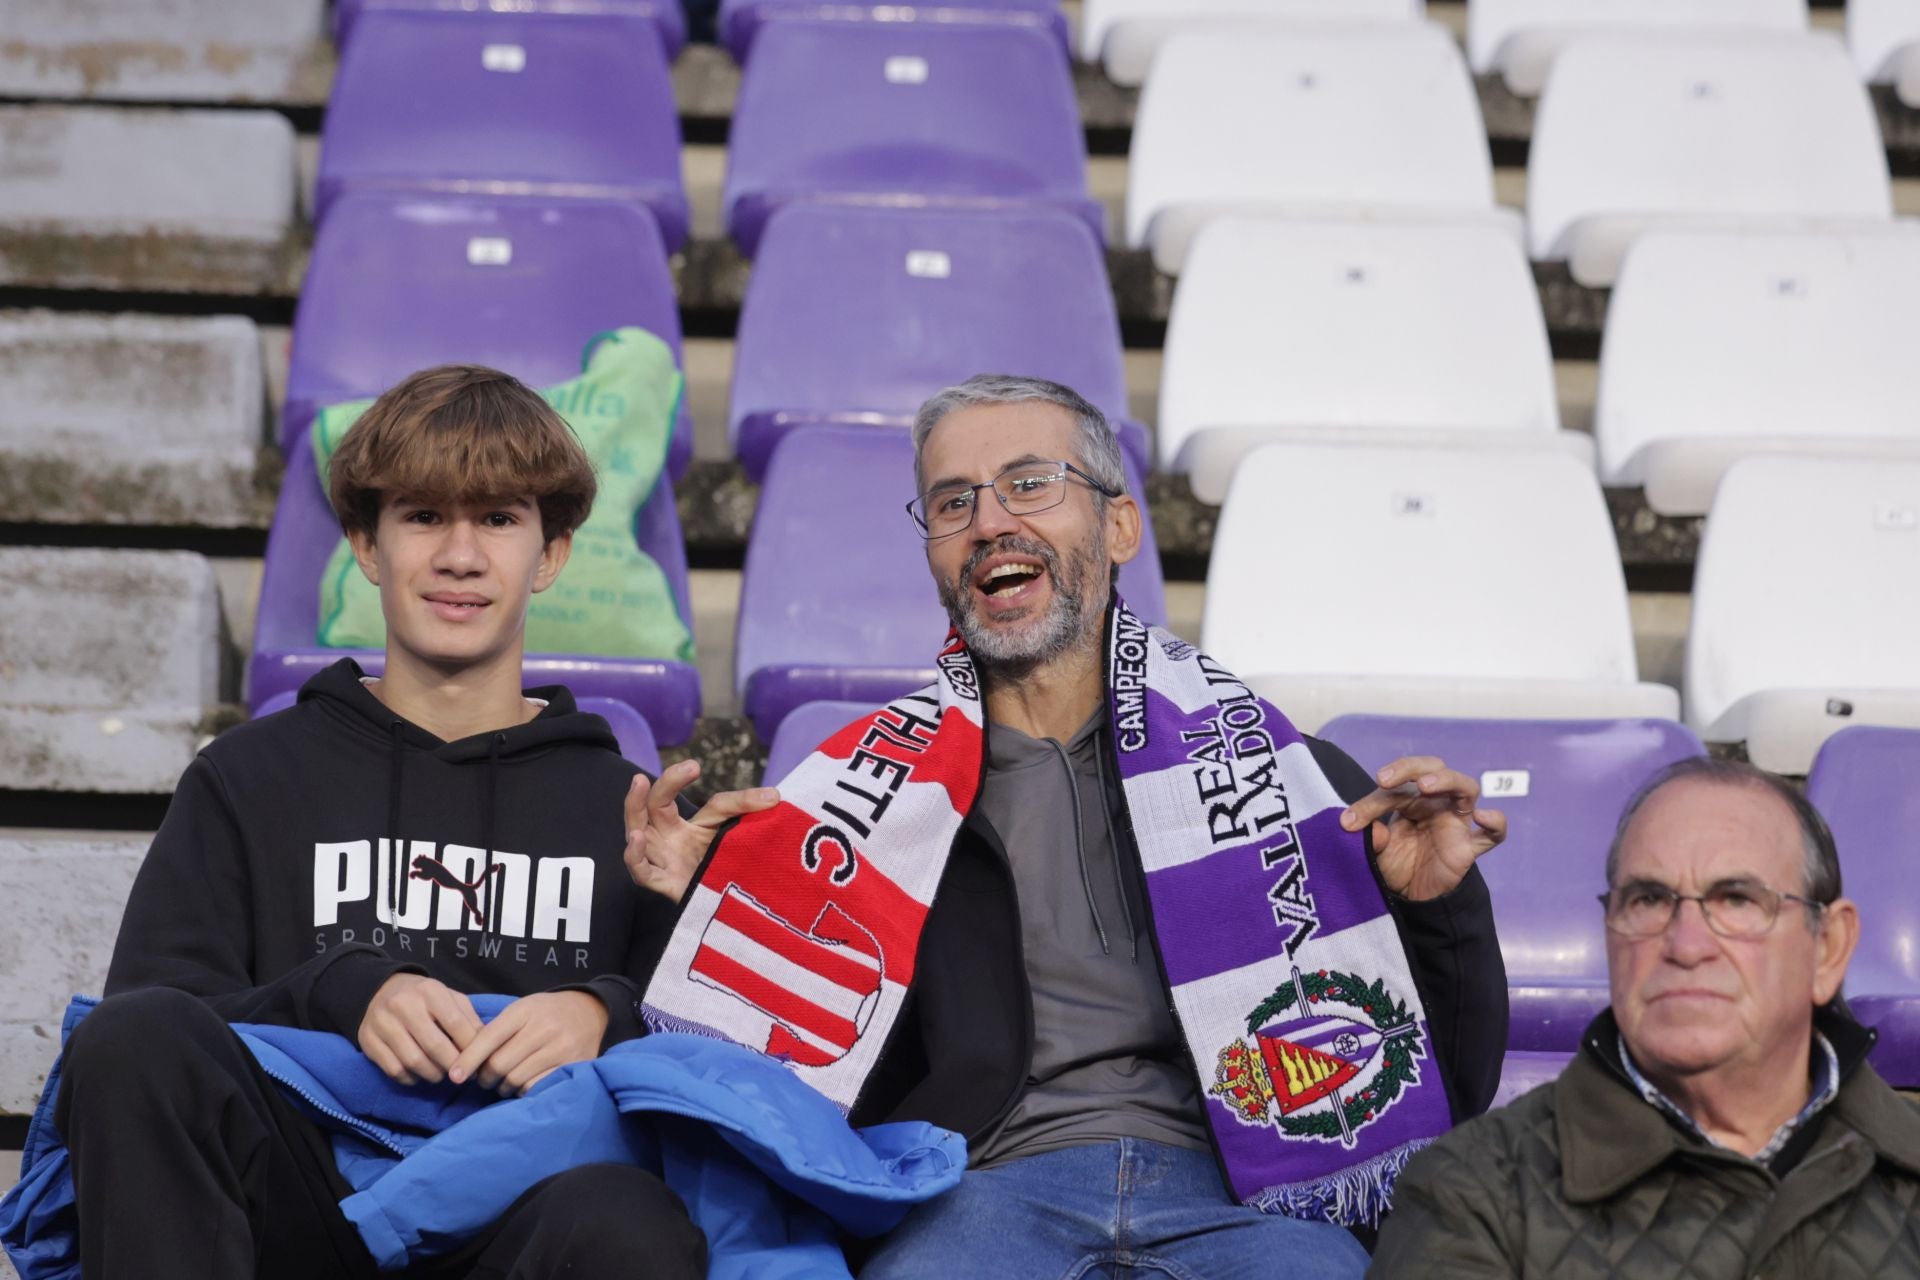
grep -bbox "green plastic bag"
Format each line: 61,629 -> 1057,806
312,328 -> 696,664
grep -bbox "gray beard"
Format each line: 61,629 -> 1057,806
937,533 -> 1103,677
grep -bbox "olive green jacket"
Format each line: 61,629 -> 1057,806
1371,1015 -> 1920,1279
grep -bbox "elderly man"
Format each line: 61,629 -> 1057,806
629,375 -> 1510,1277
1371,756 -> 1920,1278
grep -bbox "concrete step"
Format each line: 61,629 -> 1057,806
0,0 -> 330,104
0,311 -> 274,527
0,104 -> 303,294
0,547 -> 227,793
0,831 -> 148,1116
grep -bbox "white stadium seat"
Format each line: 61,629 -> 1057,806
1851,0 -> 1920,106
1127,23 -> 1510,276
1467,0 -> 1807,95
1527,33 -> 1893,287
1080,0 -> 1424,88
1159,218 -> 1572,502
1596,227 -> 1920,516
1202,443 -> 1677,732
1686,456 -> 1920,773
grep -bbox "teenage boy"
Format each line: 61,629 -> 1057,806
55,365 -> 766,1280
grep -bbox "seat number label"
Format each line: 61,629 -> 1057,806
483,44 -> 527,73
905,250 -> 951,278
1480,770 -> 1530,798
467,237 -> 513,266
885,56 -> 930,85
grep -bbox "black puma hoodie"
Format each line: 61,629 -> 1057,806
105,658 -> 679,1048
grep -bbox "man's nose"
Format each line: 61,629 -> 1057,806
970,488 -> 1021,540
1661,897 -> 1721,964
434,520 -> 485,573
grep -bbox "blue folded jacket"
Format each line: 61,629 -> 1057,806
2,995 -> 964,1279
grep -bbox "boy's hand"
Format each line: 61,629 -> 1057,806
623,760 -> 780,903
447,990 -> 609,1095
359,973 -> 483,1086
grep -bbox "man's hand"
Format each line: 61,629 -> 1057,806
359,973 -> 484,1086
623,760 -> 780,903
1339,756 -> 1508,902
447,990 -> 609,1095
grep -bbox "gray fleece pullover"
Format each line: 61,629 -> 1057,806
970,705 -> 1212,1169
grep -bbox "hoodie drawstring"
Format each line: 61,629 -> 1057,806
387,719 -> 408,921
1045,737 -> 1111,957
1091,738 -> 1140,961
481,733 -> 503,936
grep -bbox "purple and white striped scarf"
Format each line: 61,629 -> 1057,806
644,600 -> 1450,1225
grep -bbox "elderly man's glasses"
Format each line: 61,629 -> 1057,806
906,460 -> 1120,541
1598,880 -> 1825,940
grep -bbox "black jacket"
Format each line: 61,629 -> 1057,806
849,732 -> 1509,1147
105,659 -> 677,1048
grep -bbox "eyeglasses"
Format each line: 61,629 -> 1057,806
1598,881 -> 1826,940
906,460 -> 1120,541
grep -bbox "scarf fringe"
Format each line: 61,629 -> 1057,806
1248,1138 -> 1433,1228
639,1006 -> 729,1044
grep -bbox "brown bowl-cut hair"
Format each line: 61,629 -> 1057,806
328,364 -> 597,544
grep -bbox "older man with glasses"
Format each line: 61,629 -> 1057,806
1372,756 -> 1920,1278
627,374 -> 1511,1277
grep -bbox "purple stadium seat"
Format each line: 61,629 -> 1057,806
315,10 -> 688,248
718,0 -> 1068,65
736,424 -> 1168,741
722,20 -> 1102,257
1320,715 -> 1707,1052
333,0 -> 687,60
730,204 -> 1146,481
1493,1050 -> 1573,1109
283,192 -> 691,478
250,434 -> 701,745
254,690 -> 663,773
761,700 -> 884,785
1807,725 -> 1920,1086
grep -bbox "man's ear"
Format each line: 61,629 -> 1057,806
1105,494 -> 1143,570
347,527 -> 382,587
533,531 -> 572,593
1812,897 -> 1861,1007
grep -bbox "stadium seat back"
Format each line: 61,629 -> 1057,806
761,700 -> 886,785
1323,713 -> 1706,1049
284,192 -> 692,477
722,21 -> 1099,257
1528,33 -> 1892,286
1468,0 -> 1807,94
316,10 -> 688,245
1158,218 -> 1561,499
251,435 -> 701,743
730,204 -> 1136,481
719,0 -> 1068,65
1851,0 -> 1920,86
332,0 -> 686,59
1807,726 -> 1920,1000
1807,724 -> 1920,1085
736,425 -> 1167,740
1596,228 -> 1920,514
1685,456 -> 1920,772
1126,23 -> 1498,275
1080,0 -> 1423,86
1204,444 -> 1675,730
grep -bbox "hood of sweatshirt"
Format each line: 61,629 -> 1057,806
296,657 -> 621,762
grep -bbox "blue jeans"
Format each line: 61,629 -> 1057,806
858,1138 -> 1371,1280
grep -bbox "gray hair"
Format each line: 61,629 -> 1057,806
1605,757 -> 1843,919
910,374 -> 1129,502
